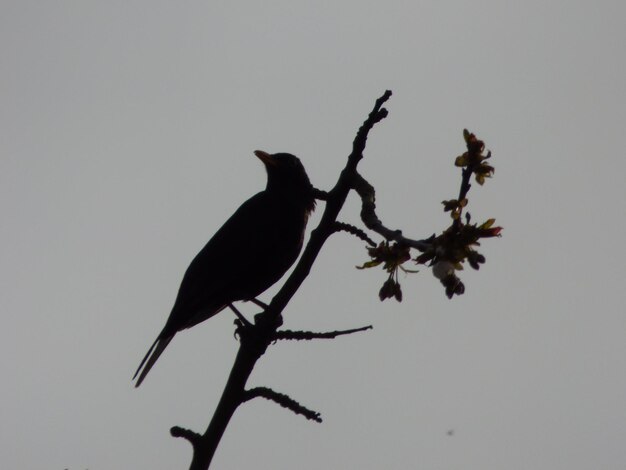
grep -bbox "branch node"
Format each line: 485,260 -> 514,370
243,387 -> 322,423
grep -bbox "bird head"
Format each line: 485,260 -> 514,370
254,150 -> 316,213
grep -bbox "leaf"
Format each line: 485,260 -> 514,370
415,253 -> 433,264
356,260 -> 382,270
479,218 -> 496,229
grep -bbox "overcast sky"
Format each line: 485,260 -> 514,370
2,1 -> 625,469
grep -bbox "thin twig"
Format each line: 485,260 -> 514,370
334,222 -> 377,246
347,90 -> 392,171
275,325 -> 373,341
243,387 -> 322,422
171,426 -> 201,447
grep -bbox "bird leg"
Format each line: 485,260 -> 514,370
249,298 -> 269,310
228,303 -> 252,327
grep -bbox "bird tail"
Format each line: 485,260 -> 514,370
133,335 -> 173,387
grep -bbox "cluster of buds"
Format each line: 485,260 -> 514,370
415,217 -> 502,298
357,242 -> 415,301
357,129 -> 501,301
455,129 -> 494,185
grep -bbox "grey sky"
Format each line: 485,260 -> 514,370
2,1 -> 625,469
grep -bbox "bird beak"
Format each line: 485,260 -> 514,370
254,150 -> 277,167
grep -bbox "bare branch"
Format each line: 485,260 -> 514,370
347,90 -> 392,170
243,387 -> 322,423
333,222 -> 377,246
351,172 -> 432,251
275,325 -> 373,341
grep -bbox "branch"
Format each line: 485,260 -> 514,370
173,91 -> 393,470
242,387 -> 322,423
262,90 -> 393,318
312,187 -> 330,201
351,172 -> 431,251
347,90 -> 392,171
333,222 -> 377,247
274,325 -> 373,341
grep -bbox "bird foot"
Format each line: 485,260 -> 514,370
228,303 -> 252,327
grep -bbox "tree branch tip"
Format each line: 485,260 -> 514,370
243,387 -> 323,423
170,426 -> 201,445
378,90 -> 392,103
334,222 -> 377,247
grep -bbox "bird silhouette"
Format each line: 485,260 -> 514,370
133,151 -> 315,387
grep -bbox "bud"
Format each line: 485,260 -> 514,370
432,261 -> 455,280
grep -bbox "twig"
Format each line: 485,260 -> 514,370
275,325 -> 373,341
333,222 -> 377,247
351,172 -> 431,251
242,387 -> 322,423
171,426 -> 201,447
346,90 -> 392,171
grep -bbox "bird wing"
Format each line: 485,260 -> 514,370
134,190 -> 307,386
162,192 -> 281,333
133,195 -> 265,386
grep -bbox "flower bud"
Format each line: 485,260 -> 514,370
432,261 -> 455,280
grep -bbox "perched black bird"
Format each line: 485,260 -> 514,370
133,151 -> 315,387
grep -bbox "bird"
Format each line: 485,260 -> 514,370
133,150 -> 315,387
